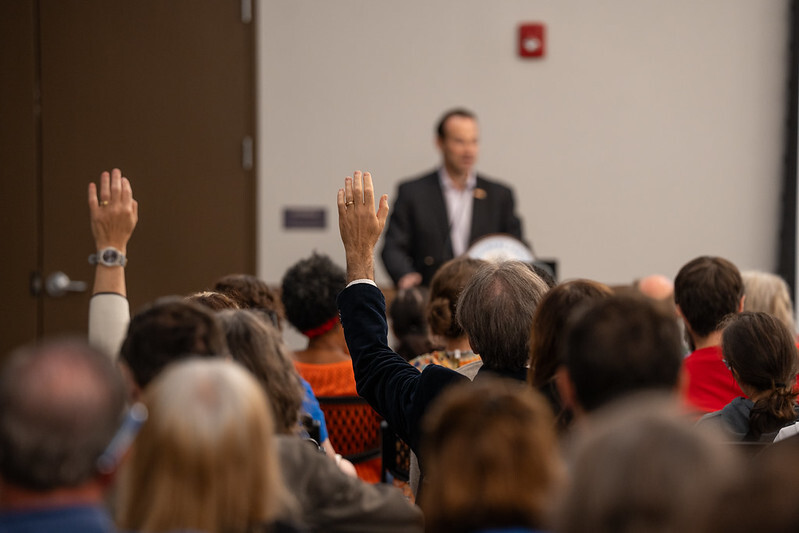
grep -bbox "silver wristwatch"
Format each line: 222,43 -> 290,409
89,247 -> 128,267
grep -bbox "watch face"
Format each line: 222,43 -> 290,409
102,249 -> 119,264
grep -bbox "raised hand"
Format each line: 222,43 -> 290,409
88,168 -> 138,253
336,171 -> 389,282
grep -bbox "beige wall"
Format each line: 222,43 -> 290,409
257,0 -> 788,290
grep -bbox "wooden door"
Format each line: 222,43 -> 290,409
0,0 -> 256,356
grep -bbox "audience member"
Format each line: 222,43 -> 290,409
409,257 -> 485,372
116,358 -> 296,533
388,286 -> 436,362
218,309 -> 306,434
528,279 -> 613,431
556,395 -> 741,533
217,308 -> 349,470
119,297 -> 228,393
557,294 -> 684,419
634,273 -> 674,301
335,171 -> 548,467
185,290 -> 241,311
742,270 -> 796,337
420,379 -> 563,533
709,435 -> 799,532
0,339 -> 126,533
281,252 -> 382,483
674,256 -> 745,413
215,273 -> 285,330
697,312 -> 799,441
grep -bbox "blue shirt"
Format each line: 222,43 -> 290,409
300,376 -> 329,443
0,504 -> 115,533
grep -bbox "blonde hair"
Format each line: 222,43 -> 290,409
742,271 -> 796,336
117,359 -> 287,532
420,378 -> 563,532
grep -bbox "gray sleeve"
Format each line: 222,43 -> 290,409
277,436 -> 423,533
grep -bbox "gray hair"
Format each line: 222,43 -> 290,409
456,261 -> 550,371
742,271 -> 796,336
0,339 -> 126,490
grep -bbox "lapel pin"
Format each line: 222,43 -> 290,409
474,188 -> 487,200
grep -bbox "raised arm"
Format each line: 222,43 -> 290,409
88,168 -> 138,296
336,172 -> 463,452
87,168 -> 138,358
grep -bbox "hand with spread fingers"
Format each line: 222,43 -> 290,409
337,171 -> 389,283
88,168 -> 138,296
88,168 -> 138,254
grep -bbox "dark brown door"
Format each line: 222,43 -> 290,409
0,0 -> 256,356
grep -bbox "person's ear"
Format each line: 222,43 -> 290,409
555,365 -> 582,418
738,295 -> 745,313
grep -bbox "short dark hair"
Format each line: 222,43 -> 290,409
674,256 -> 743,338
721,312 -> 799,439
436,108 -> 477,140
120,298 -> 228,388
0,339 -> 126,490
563,295 -> 683,412
281,253 -> 346,333
457,261 -> 549,371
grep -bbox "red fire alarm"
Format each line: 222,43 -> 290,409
518,23 -> 546,58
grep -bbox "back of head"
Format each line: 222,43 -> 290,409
742,270 -> 796,336
457,261 -> 550,371
427,257 -> 485,339
214,273 -> 285,329
120,297 -> 228,389
563,295 -> 683,412
0,339 -> 125,491
711,436 -> 799,533
217,309 -> 304,434
281,253 -> 346,334
529,279 -> 613,389
118,358 -> 285,533
186,291 -> 240,312
389,286 -> 434,361
674,256 -> 743,338
557,396 -> 740,533
421,378 -> 562,533
721,312 -> 799,438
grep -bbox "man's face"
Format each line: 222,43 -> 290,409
437,116 -> 479,177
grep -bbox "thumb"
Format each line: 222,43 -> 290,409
377,194 -> 389,226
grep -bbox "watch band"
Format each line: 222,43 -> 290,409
89,247 -> 128,267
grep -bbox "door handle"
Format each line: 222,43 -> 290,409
45,271 -> 88,298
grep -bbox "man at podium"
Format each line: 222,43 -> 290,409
381,108 -> 525,288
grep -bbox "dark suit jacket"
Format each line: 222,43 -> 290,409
380,170 -> 523,286
337,282 -> 526,458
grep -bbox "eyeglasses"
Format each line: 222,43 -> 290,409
96,402 -> 149,474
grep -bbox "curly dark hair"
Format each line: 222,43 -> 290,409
281,253 -> 346,333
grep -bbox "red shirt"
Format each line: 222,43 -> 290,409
683,345 -> 744,414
